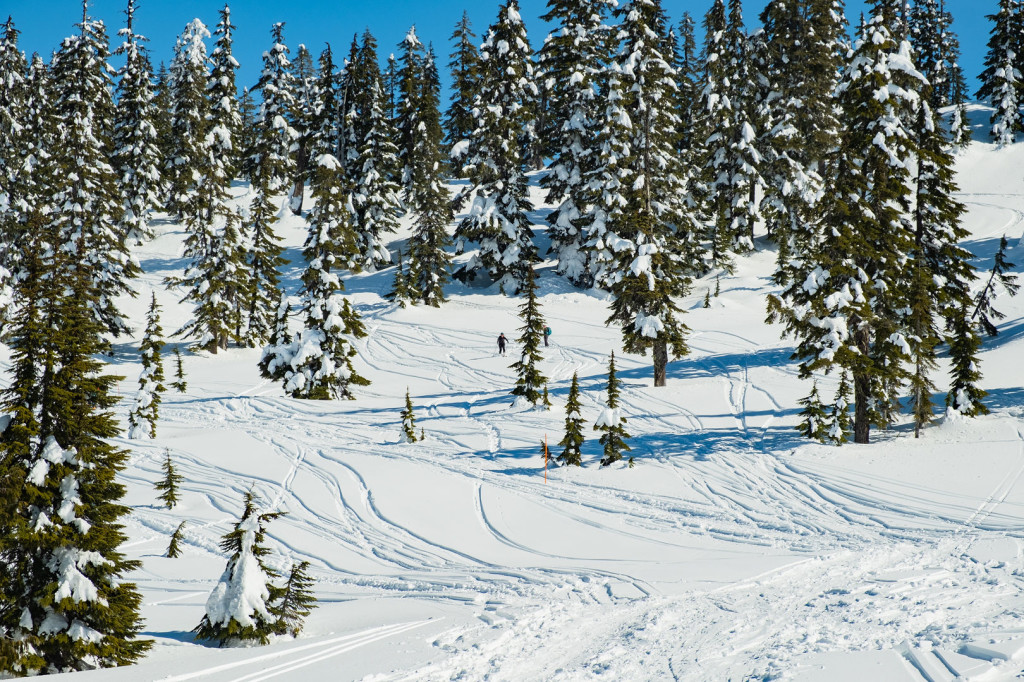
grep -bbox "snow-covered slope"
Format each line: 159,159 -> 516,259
42,116 -> 1024,681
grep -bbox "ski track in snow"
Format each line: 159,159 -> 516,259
101,145 -> 1024,681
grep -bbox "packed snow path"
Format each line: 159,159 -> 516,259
44,127 -> 1024,681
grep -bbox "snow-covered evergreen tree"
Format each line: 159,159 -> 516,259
0,17 -> 150,668
0,18 -> 30,306
453,0 -> 539,294
444,12 -> 479,170
399,42 -> 453,306
155,450 -> 183,509
208,5 -> 241,182
150,62 -> 174,181
165,19 -> 210,220
603,0 -> 699,387
539,0 -> 616,287
348,30 -> 402,271
977,0 -> 1023,146
288,43 -> 315,214
111,0 -> 161,246
510,267 -> 548,406
275,561 -> 317,638
260,151 -> 369,400
971,234 -> 1020,337
128,293 -> 166,440
400,388 -> 418,442
557,372 -> 585,466
49,14 -> 139,338
768,3 -> 924,444
194,491 -> 284,647
594,351 -> 630,466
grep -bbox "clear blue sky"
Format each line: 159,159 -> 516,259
4,1 -> 992,96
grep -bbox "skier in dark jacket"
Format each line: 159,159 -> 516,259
544,325 -> 552,347
497,333 -> 508,356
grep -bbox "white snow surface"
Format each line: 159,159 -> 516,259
37,112 -> 1024,681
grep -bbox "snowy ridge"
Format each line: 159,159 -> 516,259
35,126 -> 1024,681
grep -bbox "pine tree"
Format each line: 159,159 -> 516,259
797,381 -> 829,442
453,1 -> 539,294
946,300 -> 988,419
260,151 -> 369,400
49,13 -> 139,338
237,87 -> 258,176
155,449 -> 183,509
171,346 -> 188,392
759,0 -> 845,286
194,490 -> 285,647
165,19 -> 210,220
671,15 -> 700,153
387,250 -> 416,307
0,15 -> 150,669
767,3 -> 923,444
167,521 -> 187,558
240,23 -> 294,347
594,351 -> 630,466
977,0 -> 1022,146
539,0 -> 616,287
289,43 -> 315,215
510,268 -> 548,405
400,388 -> 418,442
208,5 -> 241,181
557,372 -> 585,466
402,44 -> 453,306
0,18 -> 29,308
128,293 -> 167,439
396,26 -> 426,200
274,561 -> 317,638
151,62 -> 174,181
444,12 -> 479,170
111,0 -> 161,246
604,0 -> 698,388
348,30 -> 402,271
971,234 -> 1020,336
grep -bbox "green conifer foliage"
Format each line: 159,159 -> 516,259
604,0 -> 698,388
444,12 -> 479,170
128,293 -> 167,439
539,0 -> 616,288
289,43 -> 315,215
165,19 -> 211,220
453,0 -> 539,294
0,20 -> 150,668
155,450 -> 183,509
171,347 -> 188,393
595,352 -> 631,466
194,490 -> 285,647
388,250 -> 416,307
111,0 -> 161,246
768,4 -> 922,444
274,561 -> 317,637
151,62 -> 174,184
167,521 -> 186,558
557,372 -> 585,466
510,268 -> 548,405
400,388 -> 418,442
977,0 -> 1022,146
402,46 -> 453,307
971,235 -> 1020,337
797,382 -> 829,442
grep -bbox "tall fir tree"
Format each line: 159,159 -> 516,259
194,491 -> 285,647
768,3 -> 924,444
128,293 -> 167,439
539,0 -> 616,287
604,0 -> 698,388
150,62 -> 174,183
348,30 -> 402,271
165,19 -> 210,220
288,43 -> 316,215
401,44 -> 453,306
155,450 -> 183,509
453,0 -> 539,294
208,5 -> 241,182
240,23 -> 294,347
260,152 -> 369,400
977,0 -> 1023,146
557,372 -> 585,466
111,0 -> 161,246
0,14 -> 150,671
594,351 -> 630,466
444,12 -> 479,171
0,18 -> 29,308
510,267 -> 548,405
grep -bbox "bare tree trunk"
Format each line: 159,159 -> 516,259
853,325 -> 871,444
653,338 -> 667,387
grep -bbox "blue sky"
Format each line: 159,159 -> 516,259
5,1 -> 991,96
